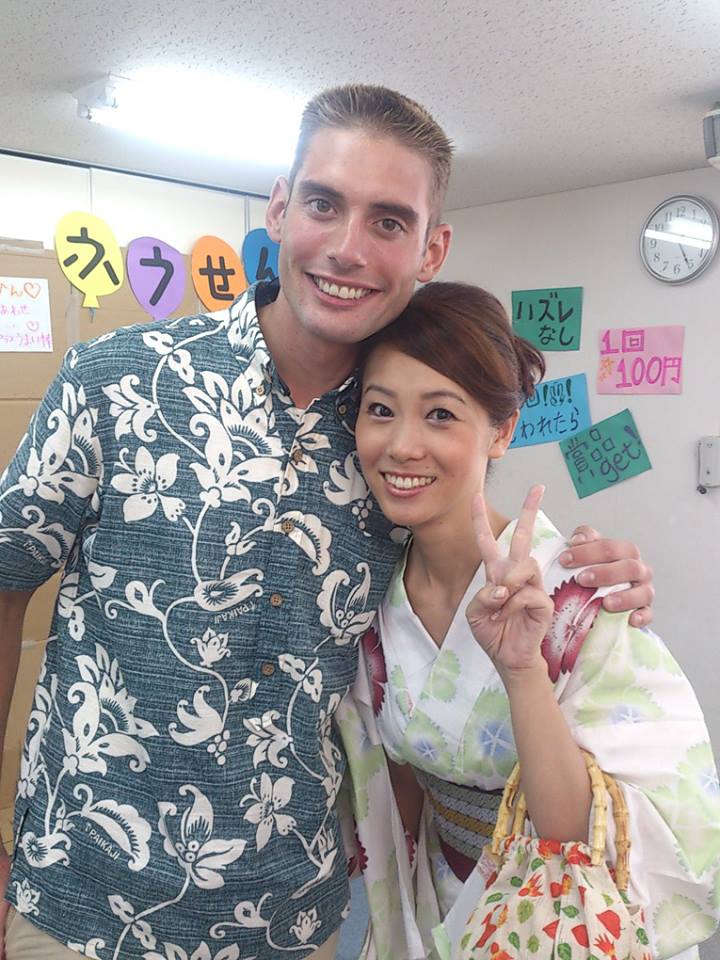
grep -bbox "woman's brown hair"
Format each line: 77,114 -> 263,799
359,281 -> 545,425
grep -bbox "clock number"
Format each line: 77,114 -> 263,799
648,238 -> 657,249
653,253 -> 660,262
662,261 -> 669,271
677,205 -> 686,217
673,264 -> 682,275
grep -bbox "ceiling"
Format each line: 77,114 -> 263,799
4,0 -> 720,210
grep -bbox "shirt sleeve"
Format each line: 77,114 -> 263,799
0,350 -> 101,590
557,609 -> 720,959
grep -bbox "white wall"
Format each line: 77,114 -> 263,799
443,167 -> 720,751
0,154 -> 267,251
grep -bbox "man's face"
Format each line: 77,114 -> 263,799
266,127 -> 451,346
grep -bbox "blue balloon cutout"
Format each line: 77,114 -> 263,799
242,228 -> 280,285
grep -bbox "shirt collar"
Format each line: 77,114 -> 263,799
224,280 -> 360,418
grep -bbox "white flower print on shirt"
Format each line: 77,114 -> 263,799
157,785 -> 246,890
102,375 -> 159,442
191,628 -> 230,667
13,878 -> 40,915
241,773 -> 297,851
243,710 -> 292,769
111,447 -> 186,523
290,907 -> 321,944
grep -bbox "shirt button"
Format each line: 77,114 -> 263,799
256,382 -> 266,397
280,519 -> 295,534
260,662 -> 275,677
337,403 -> 348,416
270,593 -> 284,607
291,448 -> 304,465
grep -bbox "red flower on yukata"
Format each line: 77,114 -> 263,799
541,578 -> 603,682
404,829 -> 417,867
347,832 -> 368,874
361,625 -> 387,716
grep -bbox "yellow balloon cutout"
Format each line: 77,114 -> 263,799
55,212 -> 125,308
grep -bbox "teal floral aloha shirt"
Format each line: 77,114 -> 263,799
0,280 -> 402,959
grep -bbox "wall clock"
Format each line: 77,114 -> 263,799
639,195 -> 718,283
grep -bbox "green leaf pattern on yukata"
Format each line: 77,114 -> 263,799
458,687 -> 516,781
390,665 -> 412,719
423,650 -> 461,704
628,627 -> 683,675
338,699 -> 386,821
653,894 -> 718,957
400,710 -> 453,776
646,742 -> 720,876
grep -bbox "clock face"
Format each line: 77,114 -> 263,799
640,195 -> 718,284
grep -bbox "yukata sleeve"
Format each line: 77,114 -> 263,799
557,609 -> 720,959
0,350 -> 102,590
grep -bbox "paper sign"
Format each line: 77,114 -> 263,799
242,228 -> 279,285
0,277 -> 53,352
127,237 -> 186,320
55,212 -> 124,308
511,286 -> 583,351
191,236 -> 247,311
510,374 -> 591,448
597,325 -> 684,395
559,409 -> 651,498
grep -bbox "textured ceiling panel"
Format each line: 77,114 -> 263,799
2,0 -> 720,207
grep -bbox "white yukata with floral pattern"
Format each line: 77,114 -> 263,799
337,512 -> 720,960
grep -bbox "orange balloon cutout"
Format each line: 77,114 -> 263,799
191,236 -> 247,311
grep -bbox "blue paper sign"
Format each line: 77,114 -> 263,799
241,228 -> 280,285
510,373 -> 591,448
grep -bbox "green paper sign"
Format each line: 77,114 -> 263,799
559,409 -> 651,498
512,286 -> 583,350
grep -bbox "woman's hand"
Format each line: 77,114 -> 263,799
465,485 -> 553,678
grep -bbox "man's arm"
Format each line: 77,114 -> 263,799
0,588 -> 34,960
559,526 -> 655,627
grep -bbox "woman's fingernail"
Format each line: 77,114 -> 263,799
605,594 -> 620,610
570,533 -> 587,546
559,551 -> 573,565
492,586 -> 508,600
491,612 -> 501,621
578,570 -> 595,586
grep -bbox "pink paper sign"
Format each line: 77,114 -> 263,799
597,325 -> 684,394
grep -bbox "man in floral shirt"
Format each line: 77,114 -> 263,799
0,85 -> 654,960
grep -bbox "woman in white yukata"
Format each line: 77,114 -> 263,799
337,282 -> 720,960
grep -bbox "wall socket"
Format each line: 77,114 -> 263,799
697,437 -> 720,494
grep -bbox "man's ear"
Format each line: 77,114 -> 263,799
266,177 -> 291,243
417,222 -> 453,283
489,410 -> 521,460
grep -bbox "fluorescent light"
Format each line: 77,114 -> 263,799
73,72 -> 304,167
643,228 -> 712,251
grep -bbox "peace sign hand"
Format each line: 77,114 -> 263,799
465,485 -> 554,679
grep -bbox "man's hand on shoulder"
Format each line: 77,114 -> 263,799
559,525 -> 654,627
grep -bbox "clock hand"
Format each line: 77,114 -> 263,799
679,243 -> 690,268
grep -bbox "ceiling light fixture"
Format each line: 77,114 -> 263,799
72,72 -> 304,167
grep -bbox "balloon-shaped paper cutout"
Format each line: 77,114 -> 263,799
191,236 -> 247,311
55,212 -> 124,308
127,237 -> 186,320
242,228 -> 280,285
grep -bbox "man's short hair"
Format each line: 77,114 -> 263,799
288,84 -> 454,223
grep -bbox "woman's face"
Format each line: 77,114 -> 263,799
356,344 -> 517,534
